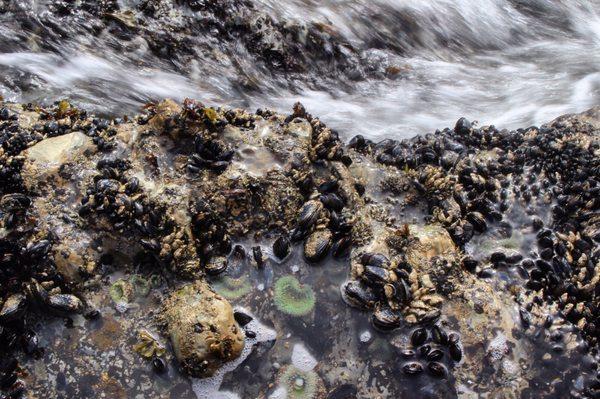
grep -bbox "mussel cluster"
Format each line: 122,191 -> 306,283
397,325 -> 463,379
190,199 -> 233,275
290,190 -> 353,264
187,134 -> 234,174
343,252 -> 413,331
355,112 -> 600,368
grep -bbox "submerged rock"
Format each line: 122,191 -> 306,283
161,281 -> 245,378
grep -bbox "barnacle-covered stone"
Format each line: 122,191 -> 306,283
161,281 -> 244,377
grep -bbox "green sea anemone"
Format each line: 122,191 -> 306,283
212,276 -> 252,300
109,279 -> 134,304
130,275 -> 151,297
277,366 -> 323,399
273,276 -> 315,317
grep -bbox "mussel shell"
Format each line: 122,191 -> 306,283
233,310 -> 253,327
205,256 -> 228,276
360,265 -> 394,288
385,279 -> 411,304
46,294 -> 83,314
95,178 -> 120,193
427,361 -> 447,378
411,328 -> 428,347
152,357 -> 167,374
0,294 -> 27,323
331,236 -> 352,258
371,306 -> 402,331
454,117 -> 472,134
402,362 -> 424,375
448,342 -> 463,362
304,229 -> 332,262
426,348 -> 444,361
24,240 -> 51,259
467,212 -> 487,233
319,193 -> 344,212
252,246 -> 266,266
21,330 -> 39,355
273,236 -> 291,260
341,280 -> 377,309
431,325 -> 448,345
360,252 -> 390,268
318,179 -> 339,194
297,200 -> 323,230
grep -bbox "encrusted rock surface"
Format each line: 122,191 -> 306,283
0,99 -> 599,398
160,281 -> 245,377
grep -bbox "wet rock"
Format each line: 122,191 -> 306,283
161,281 -> 245,377
22,132 -> 95,187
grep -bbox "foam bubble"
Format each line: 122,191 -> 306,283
291,344 -> 318,372
191,309 -> 277,399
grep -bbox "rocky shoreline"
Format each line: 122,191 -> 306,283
0,98 -> 599,398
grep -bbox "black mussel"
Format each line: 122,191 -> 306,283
273,236 -> 291,260
95,178 -> 120,193
531,216 -> 544,231
252,246 -> 266,267
0,294 -> 27,323
431,325 -> 448,345
467,212 -> 487,233
540,248 -> 553,260
342,280 -> 377,309
318,179 -> 339,194
384,280 -> 411,305
506,253 -> 523,264
348,135 -> 367,150
372,305 -> 402,331
402,362 -> 424,375
210,161 -> 230,173
304,229 -> 332,263
331,236 -> 352,258
448,332 -> 460,344
427,361 -> 447,378
205,256 -> 228,276
297,200 -> 323,230
519,307 -> 531,329
140,239 -> 160,252
454,117 -> 472,134
360,252 -> 390,268
399,349 -> 416,358
152,356 -> 167,374
320,193 -> 344,212
490,252 -> 506,264
354,183 -> 365,196
234,310 -> 253,327
46,294 -> 83,314
462,256 -> 478,272
21,330 -> 39,355
24,240 -> 51,259
537,236 -> 553,249
426,348 -> 444,361
290,227 -> 309,242
411,328 -> 428,347
361,265 -> 394,287
0,372 -> 17,391
418,344 -> 432,357
448,342 -> 463,362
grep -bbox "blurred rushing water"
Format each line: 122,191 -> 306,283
0,0 -> 599,138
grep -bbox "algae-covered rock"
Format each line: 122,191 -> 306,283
161,281 -> 245,377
